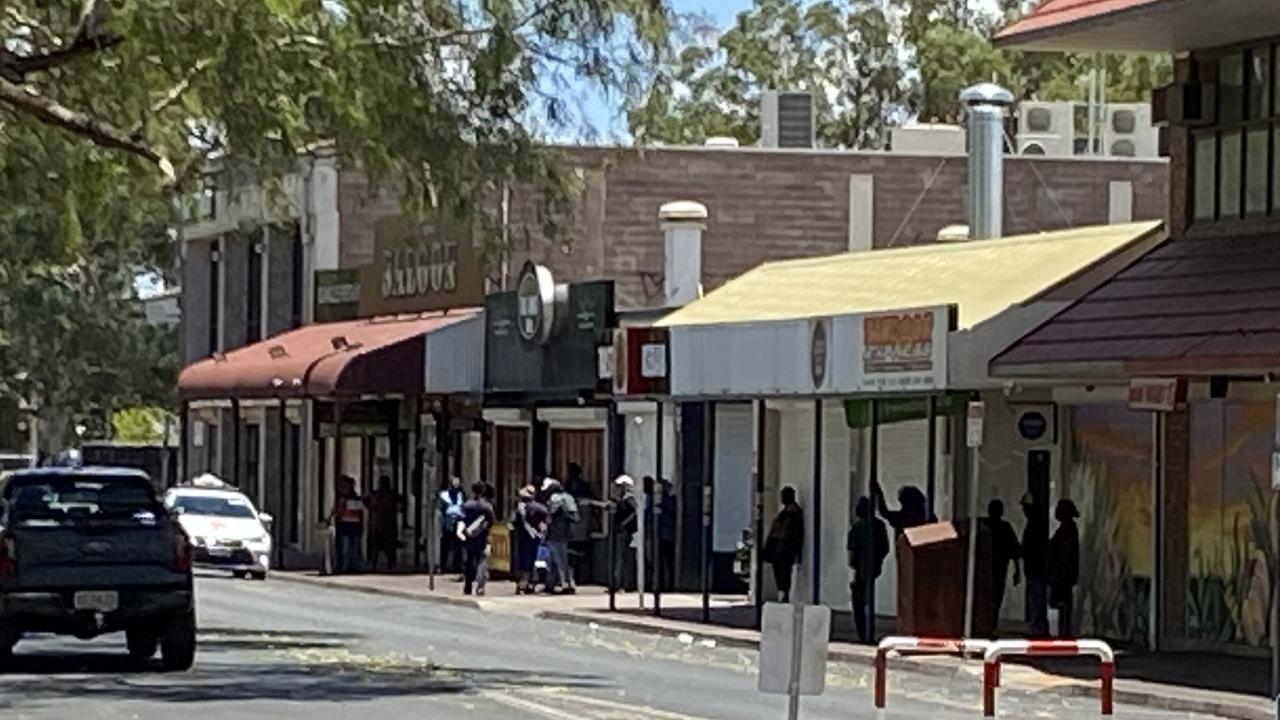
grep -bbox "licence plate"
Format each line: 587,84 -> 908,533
73,590 -> 118,612
208,546 -> 231,557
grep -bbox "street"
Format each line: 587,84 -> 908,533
0,574 -> 1226,720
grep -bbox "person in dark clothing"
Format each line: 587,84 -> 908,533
984,498 -> 1022,630
458,482 -> 496,596
566,463 -> 596,585
566,462 -> 595,501
366,475 -> 402,572
764,487 -> 804,602
1020,493 -> 1050,636
847,496 -> 889,642
438,477 -> 466,574
872,481 -> 935,536
330,475 -> 364,574
657,478 -> 677,591
1047,498 -> 1081,638
513,486 -> 544,594
544,477 -> 580,593
611,476 -> 639,591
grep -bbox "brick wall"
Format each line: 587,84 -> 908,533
331,146 -> 1168,310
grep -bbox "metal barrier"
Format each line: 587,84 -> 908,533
873,636 -> 991,709
982,639 -> 1115,717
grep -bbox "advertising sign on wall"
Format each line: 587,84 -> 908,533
860,307 -> 948,392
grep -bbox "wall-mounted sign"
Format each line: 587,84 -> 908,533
1127,377 -> 1186,412
810,318 -> 829,389
516,261 -> 557,344
358,215 -> 485,317
1017,411 -> 1048,441
613,326 -> 669,397
861,307 -> 948,392
966,400 -> 985,448
315,269 -> 361,321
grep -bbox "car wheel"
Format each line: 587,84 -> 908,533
126,629 -> 158,659
232,570 -> 248,579
160,610 -> 196,672
250,571 -> 267,581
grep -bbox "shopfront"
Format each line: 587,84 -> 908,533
483,262 -> 617,578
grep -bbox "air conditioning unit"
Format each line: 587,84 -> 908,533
1103,103 -> 1159,158
1016,101 -> 1074,157
761,91 -> 815,149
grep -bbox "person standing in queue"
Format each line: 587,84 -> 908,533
366,475 -> 402,573
983,498 -> 1022,631
658,478 -> 677,591
1020,493 -> 1050,636
1047,499 -> 1081,638
763,487 -> 804,603
847,496 -> 889,642
331,475 -> 364,574
458,482 -> 496,596
544,477 -> 580,594
872,481 -> 934,536
611,476 -> 639,591
438,476 -> 466,575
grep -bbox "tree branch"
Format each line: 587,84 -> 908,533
0,75 -> 176,184
0,33 -> 121,81
130,58 -> 213,138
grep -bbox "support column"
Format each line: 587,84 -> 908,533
701,401 -> 716,623
926,395 -> 938,518
180,401 -> 190,484
331,400 -> 345,576
412,396 -> 423,571
276,397 -> 288,570
812,399 -> 823,604
232,398 -> 243,488
653,399 -> 664,617
865,399 -> 881,642
754,398 -> 767,629
1159,408 -> 1189,648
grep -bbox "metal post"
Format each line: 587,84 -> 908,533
653,400 -> 664,617
866,399 -> 880,643
787,602 -> 804,720
276,397 -> 287,570
413,397 -> 423,571
180,401 -> 190,483
232,398 -> 243,487
332,400 -> 345,576
964,414 -> 981,640
701,401 -> 716,624
811,399 -> 822,604
754,399 -> 767,629
607,501 -> 618,611
925,395 -> 938,518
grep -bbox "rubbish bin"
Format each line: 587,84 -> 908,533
896,521 -> 995,637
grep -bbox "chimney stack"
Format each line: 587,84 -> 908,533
658,201 -> 707,307
960,83 -> 1014,240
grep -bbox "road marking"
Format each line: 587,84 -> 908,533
485,689 -> 712,720
535,689 -> 709,720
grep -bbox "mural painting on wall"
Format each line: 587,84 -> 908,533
1186,401 -> 1276,647
1068,406 -> 1153,646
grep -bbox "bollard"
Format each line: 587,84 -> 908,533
873,636 -> 989,710
982,639 -> 1115,717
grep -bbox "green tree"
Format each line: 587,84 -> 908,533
112,406 -> 176,445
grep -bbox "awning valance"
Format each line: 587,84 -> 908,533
994,0 -> 1280,52
178,311 -> 479,400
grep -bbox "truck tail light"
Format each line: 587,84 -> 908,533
173,530 -> 192,573
0,535 -> 16,578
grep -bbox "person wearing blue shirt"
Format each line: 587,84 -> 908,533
438,477 -> 465,574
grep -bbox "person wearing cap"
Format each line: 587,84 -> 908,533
1020,493 -> 1050,636
1047,498 -> 1081,638
513,485 -> 547,594
610,476 -> 639,591
544,477 -> 579,593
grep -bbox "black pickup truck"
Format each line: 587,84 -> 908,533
0,467 -> 196,670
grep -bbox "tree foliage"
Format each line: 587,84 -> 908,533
628,0 -> 1171,149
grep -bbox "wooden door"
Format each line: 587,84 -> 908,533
551,429 -> 604,498
495,427 -> 529,517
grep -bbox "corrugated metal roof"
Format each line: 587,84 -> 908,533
994,0 -> 1277,53
995,0 -> 1161,42
993,233 -> 1280,377
656,222 -> 1161,331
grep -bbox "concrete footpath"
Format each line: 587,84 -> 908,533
272,571 -> 1276,720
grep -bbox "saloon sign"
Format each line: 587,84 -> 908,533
861,307 -> 947,391
354,215 -> 485,317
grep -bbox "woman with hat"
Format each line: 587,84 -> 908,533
1046,499 -> 1081,638
513,485 -> 546,594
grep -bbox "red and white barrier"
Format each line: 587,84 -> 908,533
981,639 -> 1115,717
873,636 -> 991,709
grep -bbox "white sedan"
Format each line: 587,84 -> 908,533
164,481 -> 273,580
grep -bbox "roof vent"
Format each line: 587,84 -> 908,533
760,91 -> 815,148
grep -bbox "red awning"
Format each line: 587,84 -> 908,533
994,0 -> 1280,52
991,234 -> 1280,378
178,311 -> 479,400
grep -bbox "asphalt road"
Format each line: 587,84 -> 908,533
0,574 -> 1230,719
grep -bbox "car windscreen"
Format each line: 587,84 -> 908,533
4,475 -> 162,524
172,494 -> 256,519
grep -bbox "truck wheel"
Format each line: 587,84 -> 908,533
250,570 -> 267,581
126,629 -> 158,659
232,570 -> 248,579
160,611 -> 196,672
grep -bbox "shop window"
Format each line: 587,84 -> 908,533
1246,127 -> 1269,215
1219,130 -> 1243,219
1066,406 -> 1153,646
1185,401 -> 1275,647
1193,133 -> 1217,221
1249,46 -> 1271,120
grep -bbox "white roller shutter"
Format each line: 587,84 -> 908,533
713,405 -> 754,552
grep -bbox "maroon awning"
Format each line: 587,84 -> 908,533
992,234 -> 1280,378
178,311 -> 479,400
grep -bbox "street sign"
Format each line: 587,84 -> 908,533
966,401 -> 985,448
759,602 -> 831,712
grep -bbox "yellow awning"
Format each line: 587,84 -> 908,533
657,221 -> 1162,331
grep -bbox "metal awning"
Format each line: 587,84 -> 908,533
178,311 -> 480,400
995,0 -> 1280,52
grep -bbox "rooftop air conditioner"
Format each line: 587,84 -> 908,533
761,91 -> 815,149
1016,101 -> 1074,157
1104,103 -> 1159,159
